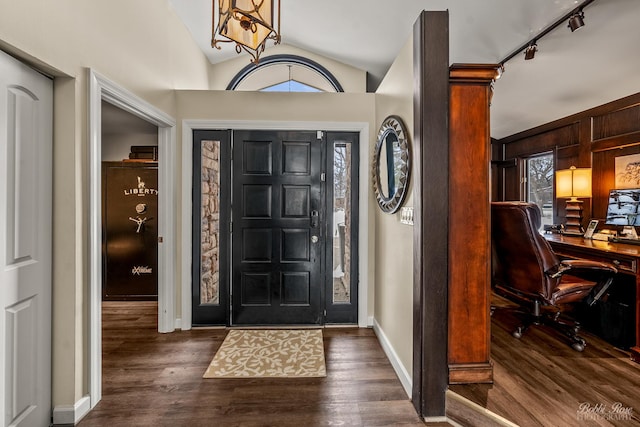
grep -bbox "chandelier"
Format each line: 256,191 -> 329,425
212,0 -> 281,64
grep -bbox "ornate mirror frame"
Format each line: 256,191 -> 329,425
372,115 -> 411,213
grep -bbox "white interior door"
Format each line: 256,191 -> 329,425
0,50 -> 53,427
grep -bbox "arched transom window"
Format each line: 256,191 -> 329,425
227,55 -> 343,93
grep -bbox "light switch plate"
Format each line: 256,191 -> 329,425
400,207 -> 414,225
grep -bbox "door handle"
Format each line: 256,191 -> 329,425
311,210 -> 319,227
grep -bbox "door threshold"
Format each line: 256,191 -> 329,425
324,324 -> 360,328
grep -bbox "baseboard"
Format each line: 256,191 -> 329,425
448,362 -> 494,384
445,390 -> 518,427
372,319 -> 412,397
52,395 -> 91,425
424,415 -> 451,424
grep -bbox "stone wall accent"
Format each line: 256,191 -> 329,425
200,140 -> 220,304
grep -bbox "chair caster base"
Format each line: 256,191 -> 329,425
571,341 -> 586,352
512,327 -> 524,339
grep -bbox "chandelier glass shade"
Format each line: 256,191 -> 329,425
212,0 -> 281,64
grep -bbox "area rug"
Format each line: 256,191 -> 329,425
203,329 -> 326,378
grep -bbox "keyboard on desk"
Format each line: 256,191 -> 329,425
610,237 -> 640,246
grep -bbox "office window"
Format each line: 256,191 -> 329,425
526,153 -> 554,227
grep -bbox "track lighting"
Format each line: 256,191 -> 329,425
524,43 -> 537,60
498,0 -> 594,68
568,10 -> 585,32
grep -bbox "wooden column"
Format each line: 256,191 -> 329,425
412,11 -> 450,419
448,64 -> 499,384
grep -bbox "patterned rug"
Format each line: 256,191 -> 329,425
203,329 -> 327,378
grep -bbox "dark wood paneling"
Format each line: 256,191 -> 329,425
504,123 -> 579,159
592,103 -> 640,142
497,92 -> 640,146
493,92 -> 640,230
412,10 -> 450,418
591,132 -> 640,152
502,162 -> 519,201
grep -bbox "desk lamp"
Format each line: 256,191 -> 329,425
556,166 -> 592,236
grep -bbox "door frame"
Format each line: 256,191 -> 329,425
88,70 -> 177,407
181,120 -> 371,329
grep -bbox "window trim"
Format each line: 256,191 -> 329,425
226,54 -> 344,92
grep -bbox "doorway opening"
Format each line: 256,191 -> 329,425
101,101 -> 159,302
88,70 -> 177,408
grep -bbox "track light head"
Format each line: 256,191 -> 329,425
524,43 -> 538,60
568,10 -> 585,32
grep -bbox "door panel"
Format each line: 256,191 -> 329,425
232,130 -> 323,325
0,50 -> 52,427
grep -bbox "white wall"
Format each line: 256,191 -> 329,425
0,0 -> 212,409
373,35 -> 415,390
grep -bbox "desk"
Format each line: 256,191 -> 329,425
545,234 -> 640,362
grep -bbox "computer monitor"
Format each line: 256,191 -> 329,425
605,189 -> 640,225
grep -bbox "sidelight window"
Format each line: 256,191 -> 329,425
325,132 -> 359,324
192,130 -> 230,325
332,143 -> 352,303
199,140 -> 221,305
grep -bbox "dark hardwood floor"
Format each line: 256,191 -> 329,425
78,302 -> 433,426
76,299 -> 640,426
450,297 -> 640,427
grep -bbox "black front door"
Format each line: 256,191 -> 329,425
232,130 -> 323,324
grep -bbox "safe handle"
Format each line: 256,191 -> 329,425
311,210 -> 319,228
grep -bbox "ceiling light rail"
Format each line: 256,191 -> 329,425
498,0 -> 595,68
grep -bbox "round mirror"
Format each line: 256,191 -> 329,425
372,115 -> 410,213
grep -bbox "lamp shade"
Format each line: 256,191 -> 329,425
556,166 -> 592,199
218,0 -> 274,50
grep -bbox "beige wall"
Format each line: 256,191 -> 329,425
209,44 -> 368,93
0,0 -> 413,412
0,0 -> 212,408
373,36 -> 415,378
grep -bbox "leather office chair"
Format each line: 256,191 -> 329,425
491,201 -> 617,351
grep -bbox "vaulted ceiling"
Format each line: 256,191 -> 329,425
168,0 -> 640,139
